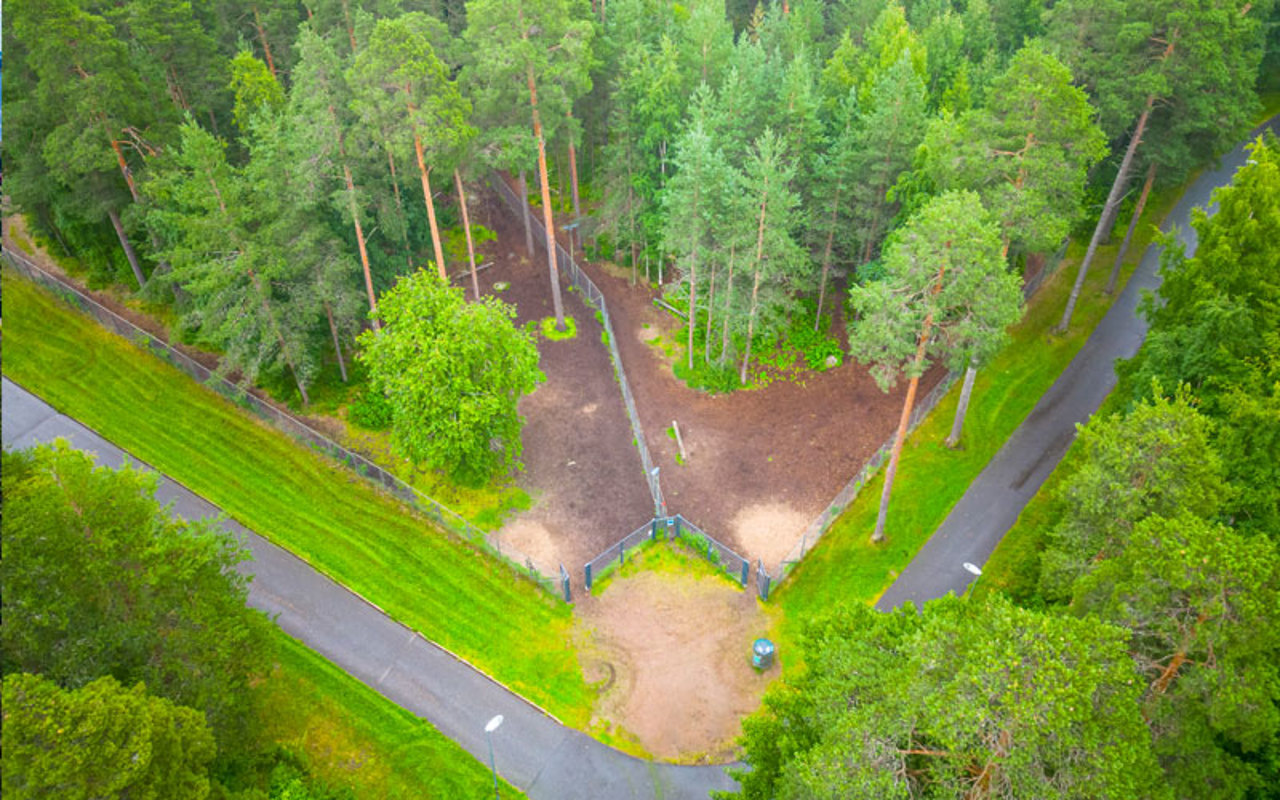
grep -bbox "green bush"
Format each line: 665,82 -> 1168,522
348,388 -> 393,431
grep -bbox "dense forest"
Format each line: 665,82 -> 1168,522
727,133 -> 1280,800
6,2 -> 1280,797
7,0 -> 1277,411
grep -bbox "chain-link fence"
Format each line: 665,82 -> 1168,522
583,520 -> 658,591
772,370 -> 960,587
489,173 -> 664,518
2,249 -> 565,599
671,514 -> 751,587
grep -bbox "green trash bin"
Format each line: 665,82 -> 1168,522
752,638 -> 775,669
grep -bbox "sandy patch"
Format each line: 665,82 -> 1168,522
495,517 -> 560,575
732,503 -> 811,571
579,569 -> 775,761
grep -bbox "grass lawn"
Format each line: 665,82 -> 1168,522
771,175 -> 1188,649
0,267 -> 593,727
255,628 -> 524,799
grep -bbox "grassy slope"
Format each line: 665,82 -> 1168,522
258,629 -> 524,799
771,180 -> 1186,646
0,268 -> 592,726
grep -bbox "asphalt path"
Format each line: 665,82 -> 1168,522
876,115 -> 1280,612
1,377 -> 737,800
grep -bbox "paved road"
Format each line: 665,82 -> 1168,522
876,115 -> 1280,612
1,378 -> 737,800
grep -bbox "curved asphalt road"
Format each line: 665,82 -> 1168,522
876,115 -> 1280,612
0,378 -> 737,799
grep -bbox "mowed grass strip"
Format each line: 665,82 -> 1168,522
0,268 -> 591,725
773,183 -> 1186,643
258,628 -> 525,799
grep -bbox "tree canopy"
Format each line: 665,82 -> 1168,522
356,270 -> 543,486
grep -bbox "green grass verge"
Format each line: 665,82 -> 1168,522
540,314 -> 579,341
771,178 -> 1187,651
1,268 -> 593,726
257,628 -> 524,799
589,535 -> 744,597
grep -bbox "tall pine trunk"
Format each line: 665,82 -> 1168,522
518,171 -> 534,256
411,133 -> 447,280
1106,162 -> 1157,295
252,6 -> 278,78
208,170 -> 311,403
455,169 -> 480,299
946,357 -> 978,448
719,246 -> 736,365
816,182 -> 841,331
567,112 -> 582,249
873,259 -> 946,543
385,145 -> 413,268
329,104 -> 379,329
107,208 -> 147,289
527,67 -> 567,329
1058,96 -> 1154,332
325,301 -> 348,383
703,253 -> 719,364
740,188 -> 769,386
686,182 -> 700,371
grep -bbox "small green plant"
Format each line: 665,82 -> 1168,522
540,315 -> 578,341
348,387 -> 394,431
493,281 -> 510,292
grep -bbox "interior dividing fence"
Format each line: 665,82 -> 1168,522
489,173 -> 665,518
2,248 -> 567,599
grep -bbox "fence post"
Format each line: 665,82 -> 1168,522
585,563 -> 593,592
674,515 -> 682,538
560,564 -> 572,603
740,559 -> 749,587
650,517 -> 658,540
620,544 -> 626,566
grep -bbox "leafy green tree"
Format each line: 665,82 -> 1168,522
11,0 -> 171,288
464,0 -> 594,330
736,130 -> 810,385
1050,0 -> 1268,332
349,13 -> 473,281
0,444 -> 272,749
1037,390 -> 1231,601
2,672 -> 216,800
806,89 -> 859,328
144,119 -> 316,403
845,53 -> 930,266
849,191 -> 1020,543
1072,514 -> 1280,799
356,271 -> 544,486
292,25 -> 382,328
923,41 -> 1105,445
725,594 -> 1166,800
229,50 -> 286,133
1117,136 -> 1280,530
662,115 -> 733,371
925,41 -> 1106,259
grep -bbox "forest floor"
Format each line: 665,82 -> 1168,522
465,192 -> 654,575
569,239 -> 943,574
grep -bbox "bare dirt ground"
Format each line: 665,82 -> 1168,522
579,252 -> 945,574
576,564 -> 776,762
465,191 -> 653,575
